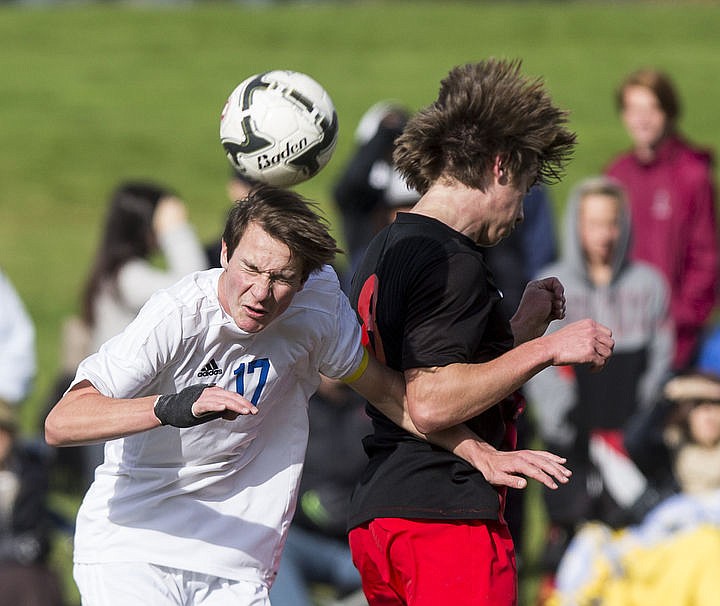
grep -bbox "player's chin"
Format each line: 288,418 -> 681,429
238,308 -> 272,332
486,233 -> 509,247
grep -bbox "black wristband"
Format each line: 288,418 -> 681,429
153,383 -> 221,428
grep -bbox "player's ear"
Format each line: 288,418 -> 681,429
493,155 -> 509,185
220,240 -> 229,269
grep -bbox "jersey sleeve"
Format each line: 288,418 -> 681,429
72,290 -> 184,398
316,269 -> 366,381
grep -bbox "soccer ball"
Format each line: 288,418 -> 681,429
220,70 -> 339,188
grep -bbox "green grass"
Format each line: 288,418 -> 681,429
1,2 -> 719,604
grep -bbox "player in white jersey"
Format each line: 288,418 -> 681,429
45,184 -> 572,606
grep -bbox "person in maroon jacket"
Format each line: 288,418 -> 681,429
606,67 -> 718,371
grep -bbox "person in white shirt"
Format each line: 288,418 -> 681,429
0,269 -> 36,406
45,184 -> 575,606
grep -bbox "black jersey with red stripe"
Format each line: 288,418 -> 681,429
348,212 -> 519,529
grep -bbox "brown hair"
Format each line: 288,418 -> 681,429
574,175 -> 628,206
393,59 -> 576,195
82,181 -> 173,326
222,184 -> 341,282
615,67 -> 681,129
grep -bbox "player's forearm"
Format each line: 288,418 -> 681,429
44,381 -> 161,446
424,423 -> 497,467
349,360 -> 417,434
348,354 -> 503,469
347,352 -> 445,441
406,338 -> 553,433
407,319 -> 614,433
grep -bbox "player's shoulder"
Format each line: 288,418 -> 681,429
288,265 -> 346,317
140,269 -> 223,331
387,214 -> 474,266
155,268 -> 220,305
299,265 -> 343,296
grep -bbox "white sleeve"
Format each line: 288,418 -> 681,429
316,269 -> 365,381
73,291 -> 183,399
0,270 -> 36,403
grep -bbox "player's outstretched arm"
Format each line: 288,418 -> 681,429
45,380 -> 257,446
405,318 -> 614,433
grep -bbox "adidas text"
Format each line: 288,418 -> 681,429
197,368 -> 223,377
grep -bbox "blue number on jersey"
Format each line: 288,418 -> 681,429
233,358 -> 270,405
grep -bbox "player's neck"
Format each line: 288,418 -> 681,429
411,181 -> 486,240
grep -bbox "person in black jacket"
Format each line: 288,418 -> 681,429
0,401 -> 65,606
332,101 -> 411,293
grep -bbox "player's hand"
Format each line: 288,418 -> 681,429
510,277 -> 566,344
469,443 -> 572,490
546,319 -> 615,371
152,195 -> 189,235
154,384 -> 258,428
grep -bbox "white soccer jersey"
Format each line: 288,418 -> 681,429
71,266 -> 364,586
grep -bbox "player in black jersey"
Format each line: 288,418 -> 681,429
347,59 -> 615,606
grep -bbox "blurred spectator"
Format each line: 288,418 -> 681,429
525,177 -> 674,587
270,377 -> 371,606
549,372 -> 720,606
0,401 -> 65,606
375,164 -> 421,223
332,101 -> 410,291
626,372 -> 720,501
605,67 -> 718,371
0,268 -> 36,407
47,180 -> 207,490
81,180 -> 207,351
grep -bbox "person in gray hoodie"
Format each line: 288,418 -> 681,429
525,176 -> 674,579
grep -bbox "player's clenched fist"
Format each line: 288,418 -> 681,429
546,319 -> 614,370
154,384 -> 258,428
511,277 -> 567,343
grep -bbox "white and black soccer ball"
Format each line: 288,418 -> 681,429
220,70 -> 339,188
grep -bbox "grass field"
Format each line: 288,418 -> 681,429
1,1 -> 719,604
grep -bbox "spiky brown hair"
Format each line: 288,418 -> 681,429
393,59 -> 577,194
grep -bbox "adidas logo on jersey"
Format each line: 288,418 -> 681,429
197,358 -> 223,377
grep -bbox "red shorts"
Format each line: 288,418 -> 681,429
349,518 -> 517,606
